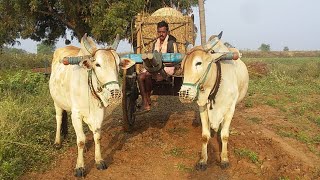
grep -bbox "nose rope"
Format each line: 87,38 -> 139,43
208,61 -> 221,109
87,49 -> 120,107
180,59 -> 221,108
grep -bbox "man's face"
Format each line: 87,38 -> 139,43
157,26 -> 168,42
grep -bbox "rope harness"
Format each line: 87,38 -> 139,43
64,48 -> 120,107
181,48 -> 222,109
208,61 -> 221,109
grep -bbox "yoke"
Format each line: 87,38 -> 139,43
121,53 -> 184,63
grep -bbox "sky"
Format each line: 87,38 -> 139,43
13,0 -> 320,53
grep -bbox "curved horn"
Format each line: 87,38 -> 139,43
203,31 -> 223,51
81,33 -> 95,54
217,31 -> 223,39
111,34 -> 120,50
203,36 -> 218,51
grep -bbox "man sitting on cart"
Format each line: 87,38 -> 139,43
137,20 -> 178,114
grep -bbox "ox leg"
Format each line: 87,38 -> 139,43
219,107 -> 235,169
54,103 -> 63,149
196,106 -> 210,171
93,128 -> 107,170
71,111 -> 86,177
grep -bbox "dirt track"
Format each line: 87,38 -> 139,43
23,95 -> 320,180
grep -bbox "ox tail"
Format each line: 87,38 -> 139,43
61,110 -> 68,139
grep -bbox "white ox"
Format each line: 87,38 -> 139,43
49,34 -> 134,177
179,32 -> 249,170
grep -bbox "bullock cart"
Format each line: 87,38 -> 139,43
121,7 -> 248,170
121,8 -> 196,131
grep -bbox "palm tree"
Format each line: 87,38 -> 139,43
198,0 -> 206,46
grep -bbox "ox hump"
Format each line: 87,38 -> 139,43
52,46 -> 81,63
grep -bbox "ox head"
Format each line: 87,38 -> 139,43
179,31 -> 239,103
64,34 -> 135,107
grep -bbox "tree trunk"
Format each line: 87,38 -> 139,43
198,0 -> 206,46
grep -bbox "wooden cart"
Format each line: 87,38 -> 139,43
121,7 -> 196,131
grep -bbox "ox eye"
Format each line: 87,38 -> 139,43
195,62 -> 202,66
96,63 -> 101,67
210,50 -> 215,54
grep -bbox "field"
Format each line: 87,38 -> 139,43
0,52 -> 320,179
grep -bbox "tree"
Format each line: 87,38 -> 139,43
37,43 -> 55,55
0,0 -> 198,48
258,43 -> 271,52
283,46 -> 289,51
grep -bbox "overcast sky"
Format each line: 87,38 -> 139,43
13,0 -> 320,53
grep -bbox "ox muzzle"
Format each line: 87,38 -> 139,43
178,84 -> 199,103
98,82 -> 122,107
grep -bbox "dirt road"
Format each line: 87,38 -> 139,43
23,96 -> 320,180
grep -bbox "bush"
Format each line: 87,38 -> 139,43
0,52 -> 51,70
0,70 -> 47,94
0,70 -> 75,179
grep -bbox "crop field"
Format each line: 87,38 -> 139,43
0,52 -> 319,179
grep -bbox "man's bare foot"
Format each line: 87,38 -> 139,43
134,105 -> 151,115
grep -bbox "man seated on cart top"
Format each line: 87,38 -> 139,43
137,20 -> 178,114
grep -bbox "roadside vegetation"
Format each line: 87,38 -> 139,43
0,51 -> 76,179
0,50 -> 319,179
242,56 -> 320,157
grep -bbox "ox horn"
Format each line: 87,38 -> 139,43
217,31 -> 223,39
203,31 -> 224,51
111,34 -> 120,50
81,33 -> 96,55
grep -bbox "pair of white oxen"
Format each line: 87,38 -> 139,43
49,32 -> 249,177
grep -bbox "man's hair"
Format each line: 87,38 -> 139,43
157,21 -> 169,31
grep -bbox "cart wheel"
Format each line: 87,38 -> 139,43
122,66 -> 139,132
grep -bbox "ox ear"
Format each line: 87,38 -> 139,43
185,41 -> 193,52
79,59 -> 93,70
186,44 -> 193,51
120,58 -> 135,70
80,33 -> 97,55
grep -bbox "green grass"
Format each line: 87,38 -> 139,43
243,57 -> 320,157
278,176 -> 290,180
234,148 -> 260,164
0,70 -> 76,179
275,126 -> 320,156
165,147 -> 185,158
247,117 -> 262,124
174,163 -> 193,172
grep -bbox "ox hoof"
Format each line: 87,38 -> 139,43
54,143 -> 62,150
74,167 -> 85,177
195,162 -> 207,171
220,161 -> 230,169
96,160 -> 107,170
